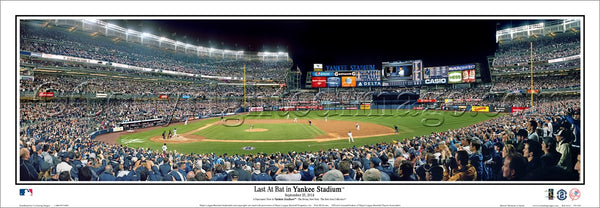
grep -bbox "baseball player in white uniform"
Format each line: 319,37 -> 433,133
348,131 -> 354,143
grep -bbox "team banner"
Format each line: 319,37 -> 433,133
471,106 -> 490,112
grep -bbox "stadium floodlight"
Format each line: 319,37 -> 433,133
160,37 -> 167,41
142,32 -> 150,37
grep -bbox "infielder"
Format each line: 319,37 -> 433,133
173,128 -> 177,136
355,122 -> 360,131
348,130 -> 354,143
294,117 -> 298,123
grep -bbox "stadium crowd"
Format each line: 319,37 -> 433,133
20,74 -> 284,98
19,98 -> 581,182
491,75 -> 580,91
492,60 -> 580,74
20,22 -> 291,82
492,33 -> 580,67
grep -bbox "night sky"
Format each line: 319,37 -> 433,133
106,19 -> 543,83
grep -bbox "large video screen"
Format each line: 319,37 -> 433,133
381,60 -> 423,86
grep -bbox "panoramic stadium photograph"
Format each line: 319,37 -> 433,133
18,18 -> 582,183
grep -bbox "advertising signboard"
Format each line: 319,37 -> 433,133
448,71 -> 462,84
341,76 -> 356,87
312,77 -> 327,88
327,77 -> 341,87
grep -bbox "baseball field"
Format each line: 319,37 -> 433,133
100,109 -> 501,155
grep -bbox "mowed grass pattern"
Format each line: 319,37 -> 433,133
194,123 -> 326,140
118,110 -> 501,155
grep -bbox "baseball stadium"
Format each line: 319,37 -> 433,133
18,18 -> 582,182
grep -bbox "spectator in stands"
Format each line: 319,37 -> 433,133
275,163 -> 301,181
252,163 -> 273,181
322,169 -> 344,181
99,165 -> 116,181
541,137 -> 561,168
554,130 -> 573,170
444,150 -> 477,181
363,168 -> 382,181
502,153 -> 527,181
20,148 -> 38,181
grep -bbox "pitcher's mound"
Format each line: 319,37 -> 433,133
244,128 -> 269,132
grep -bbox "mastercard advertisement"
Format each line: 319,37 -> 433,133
341,76 -> 356,87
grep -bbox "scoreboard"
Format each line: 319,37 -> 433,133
309,61 -> 478,88
381,60 -> 423,87
311,69 -> 381,88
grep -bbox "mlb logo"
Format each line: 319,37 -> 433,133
19,189 -> 33,196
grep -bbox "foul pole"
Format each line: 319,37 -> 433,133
530,42 -> 534,107
244,64 -> 247,109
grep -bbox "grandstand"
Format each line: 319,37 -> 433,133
18,19 -> 581,183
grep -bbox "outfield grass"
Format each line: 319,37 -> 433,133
194,123 -> 326,140
118,109 -> 501,155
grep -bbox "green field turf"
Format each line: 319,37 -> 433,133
194,123 -> 326,140
117,109 -> 501,155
